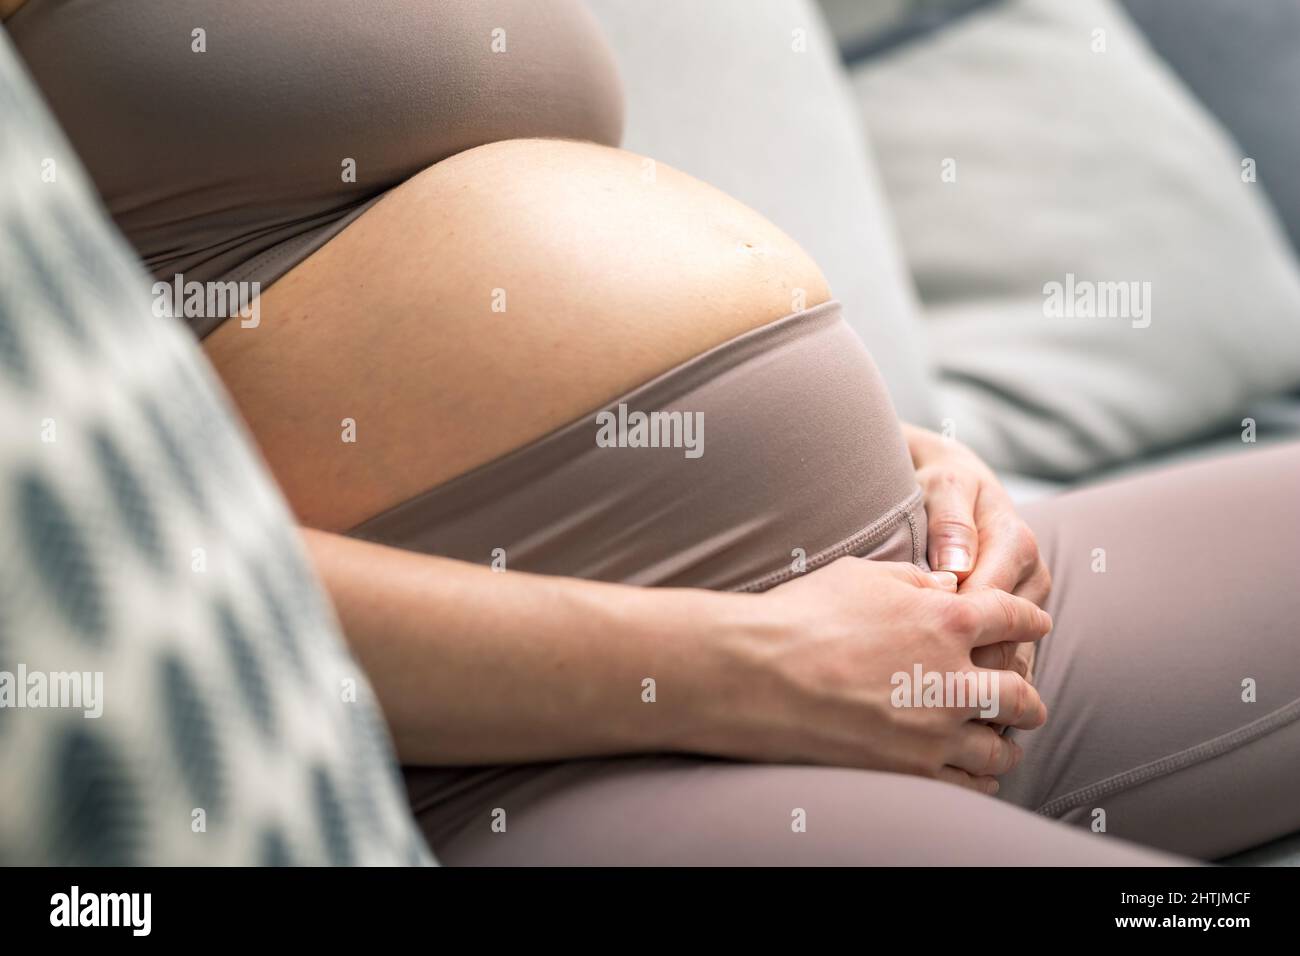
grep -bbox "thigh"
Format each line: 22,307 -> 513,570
1001,443 -> 1300,859
408,758 -> 1182,866
203,138 -> 829,532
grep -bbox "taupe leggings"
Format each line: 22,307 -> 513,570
404,440 -> 1300,865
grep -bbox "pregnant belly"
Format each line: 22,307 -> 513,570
204,139 -> 833,533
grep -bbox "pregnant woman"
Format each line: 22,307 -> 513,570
9,0 -> 1299,864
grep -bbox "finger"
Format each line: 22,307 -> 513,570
960,544 -> 1021,595
928,570 -> 959,591
923,468 -> 981,577
1015,562 -> 1053,610
936,766 -> 1000,796
1019,642 -> 1038,686
962,514 -> 1034,596
958,588 -> 1053,647
887,562 -> 959,591
948,722 -> 1023,776
970,640 -> 1029,679
972,669 -> 1048,730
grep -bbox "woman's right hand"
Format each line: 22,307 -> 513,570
692,557 -> 1051,795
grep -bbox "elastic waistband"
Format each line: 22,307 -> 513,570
349,301 -> 925,591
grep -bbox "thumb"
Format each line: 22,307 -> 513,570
924,472 -> 980,578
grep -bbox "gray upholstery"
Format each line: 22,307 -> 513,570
1121,0 -> 1300,260
848,0 -> 1300,479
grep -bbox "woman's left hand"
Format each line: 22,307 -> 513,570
902,424 -> 1051,682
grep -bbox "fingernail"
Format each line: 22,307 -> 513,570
929,571 -> 959,589
937,546 -> 971,572
986,779 -> 1000,796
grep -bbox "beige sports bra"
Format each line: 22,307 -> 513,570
8,0 -> 624,336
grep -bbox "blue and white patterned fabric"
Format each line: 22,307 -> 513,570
0,31 -> 433,866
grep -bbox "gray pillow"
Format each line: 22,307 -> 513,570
0,34 -> 432,866
1121,0 -> 1300,260
818,0 -> 1001,61
851,0 -> 1300,477
587,0 -> 938,426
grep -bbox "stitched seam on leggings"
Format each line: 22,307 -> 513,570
732,488 -> 925,593
1035,696 -> 1300,818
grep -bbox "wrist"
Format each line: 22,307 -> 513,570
645,586 -> 786,759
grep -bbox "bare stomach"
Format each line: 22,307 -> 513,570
204,139 -> 831,531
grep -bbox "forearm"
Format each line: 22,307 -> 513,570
301,528 -> 745,765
